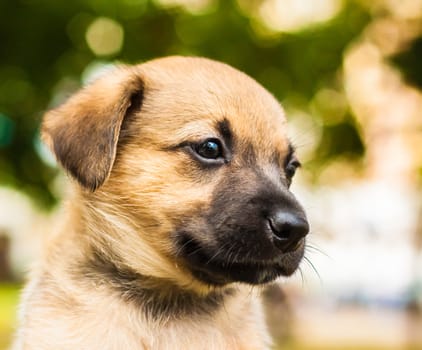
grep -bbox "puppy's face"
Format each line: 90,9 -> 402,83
43,57 -> 308,288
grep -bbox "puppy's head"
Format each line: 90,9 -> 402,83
43,57 -> 309,289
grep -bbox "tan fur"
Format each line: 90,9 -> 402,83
13,57 -> 298,350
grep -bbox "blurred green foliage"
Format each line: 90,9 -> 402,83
0,0 -> 418,208
392,37 -> 422,89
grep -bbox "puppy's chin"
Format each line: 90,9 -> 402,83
177,233 -> 305,286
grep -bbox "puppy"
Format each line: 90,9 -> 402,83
13,56 -> 309,350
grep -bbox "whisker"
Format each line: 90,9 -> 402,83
178,237 -> 195,251
303,256 -> 323,286
205,240 -> 232,265
177,237 -> 204,258
224,244 -> 241,268
305,243 -> 330,259
297,266 -> 305,287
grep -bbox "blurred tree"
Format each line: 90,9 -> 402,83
0,0 -> 420,208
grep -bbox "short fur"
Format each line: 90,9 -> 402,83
13,57 -> 308,350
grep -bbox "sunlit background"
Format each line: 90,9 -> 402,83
1,0 -> 421,349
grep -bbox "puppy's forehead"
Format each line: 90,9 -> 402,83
138,57 -> 289,154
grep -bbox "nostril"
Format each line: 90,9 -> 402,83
268,218 -> 290,241
268,211 -> 309,252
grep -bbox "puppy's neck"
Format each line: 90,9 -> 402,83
64,191 -> 237,320
78,246 -> 236,321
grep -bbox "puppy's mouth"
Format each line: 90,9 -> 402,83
177,233 -> 304,285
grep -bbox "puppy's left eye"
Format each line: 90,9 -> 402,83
195,139 -> 223,159
285,159 -> 301,179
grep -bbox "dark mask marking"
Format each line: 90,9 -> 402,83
78,247 -> 234,321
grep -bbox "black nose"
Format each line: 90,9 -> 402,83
268,211 -> 309,253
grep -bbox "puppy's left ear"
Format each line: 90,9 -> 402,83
42,67 -> 144,190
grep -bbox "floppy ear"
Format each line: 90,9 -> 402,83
42,67 -> 144,191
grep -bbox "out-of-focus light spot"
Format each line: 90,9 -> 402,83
48,77 -> 80,109
365,17 -> 421,56
385,0 -> 422,19
344,42 -> 384,119
365,18 -> 402,55
344,36 -> 422,183
81,61 -> 118,85
258,0 -> 343,33
154,0 -> 215,14
34,135 -> 56,167
85,17 -> 124,56
0,113 -> 14,147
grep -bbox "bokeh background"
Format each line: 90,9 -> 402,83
1,0 -> 422,349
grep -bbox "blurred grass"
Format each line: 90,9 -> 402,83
0,283 -> 20,350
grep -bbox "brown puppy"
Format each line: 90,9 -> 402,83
13,57 -> 309,350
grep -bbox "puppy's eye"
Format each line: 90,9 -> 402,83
195,139 -> 223,159
285,159 -> 301,179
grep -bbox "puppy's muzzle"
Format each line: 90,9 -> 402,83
177,178 -> 310,285
267,210 -> 309,253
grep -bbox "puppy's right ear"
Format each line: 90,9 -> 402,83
42,67 -> 144,190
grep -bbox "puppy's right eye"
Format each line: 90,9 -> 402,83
195,139 -> 223,159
